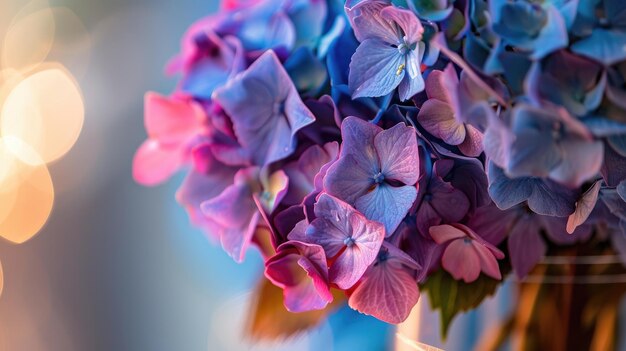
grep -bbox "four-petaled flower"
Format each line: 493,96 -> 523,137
298,193 -> 385,289
430,223 -> 504,283
324,117 -> 419,234
347,0 -> 425,101
213,50 -> 316,166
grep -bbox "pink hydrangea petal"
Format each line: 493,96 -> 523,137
567,180 -> 602,234
458,124 -> 484,157
425,65 -> 458,105
442,239 -> 481,283
472,242 -> 502,280
379,6 -> 424,44
265,241 -> 333,312
132,140 -> 183,186
429,224 -> 466,244
331,245 -> 373,289
348,247 -> 420,323
417,99 -> 466,145
346,0 -> 398,43
144,92 -> 204,143
308,194 -> 385,289
450,223 -> 504,259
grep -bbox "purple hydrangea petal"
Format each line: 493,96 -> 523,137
508,216 -> 545,278
339,116 -> 380,157
200,167 -> 261,262
374,122 -> 419,185
349,39 -> 406,99
213,50 -> 315,166
307,194 -> 385,289
324,154 -> 375,204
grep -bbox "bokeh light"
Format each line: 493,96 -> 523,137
0,137 -> 54,244
1,66 -> 85,164
1,2 -> 55,72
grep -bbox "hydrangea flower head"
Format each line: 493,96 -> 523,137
347,0 -> 426,101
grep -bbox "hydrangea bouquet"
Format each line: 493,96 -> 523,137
134,0 -> 626,346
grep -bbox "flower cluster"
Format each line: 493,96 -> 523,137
135,0 -> 626,324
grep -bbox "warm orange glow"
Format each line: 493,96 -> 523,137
396,300 -> 423,351
1,66 -> 85,164
1,4 -> 55,71
0,137 -> 54,244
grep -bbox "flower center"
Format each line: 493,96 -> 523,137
551,121 -> 564,140
273,101 -> 285,116
373,172 -> 385,184
463,237 -> 472,244
344,236 -> 356,247
396,36 -> 413,55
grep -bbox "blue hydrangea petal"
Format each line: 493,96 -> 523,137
355,184 -> 417,234
571,28 -> 626,66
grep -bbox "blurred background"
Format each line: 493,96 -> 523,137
0,1 -> 624,350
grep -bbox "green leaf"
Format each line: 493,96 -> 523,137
420,270 -> 502,339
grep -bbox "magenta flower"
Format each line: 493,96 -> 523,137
429,223 -> 504,283
213,50 -> 316,166
265,240 -> 333,312
417,64 -> 484,157
346,0 -> 425,101
133,93 -> 207,186
302,193 -> 385,289
324,117 -> 419,234
348,243 -> 421,324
